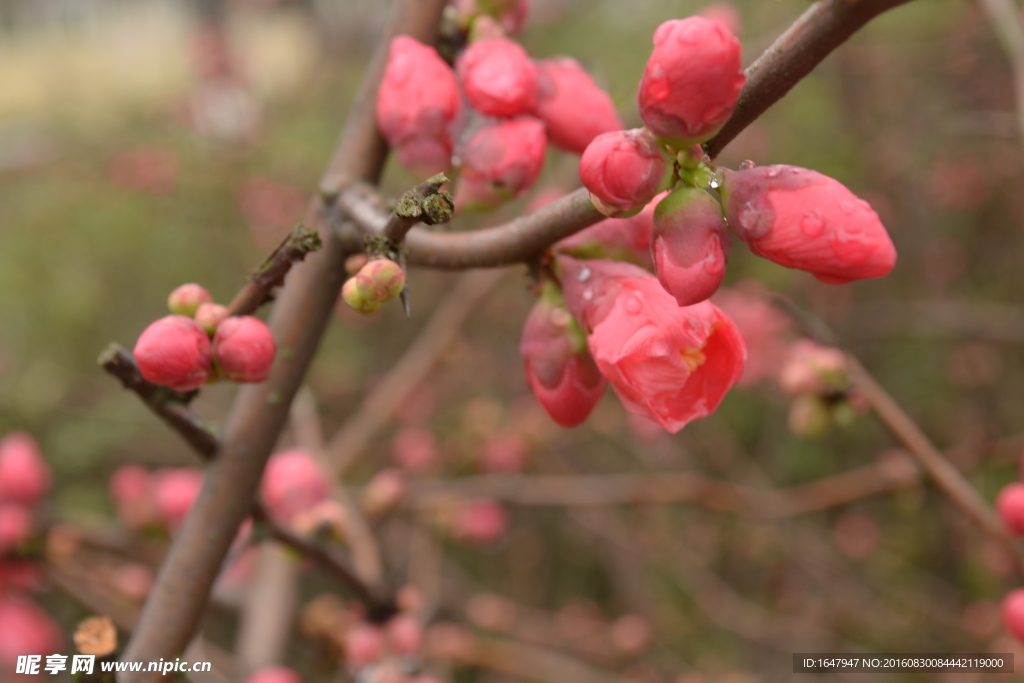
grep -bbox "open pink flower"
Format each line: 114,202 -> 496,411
455,117 -> 547,211
520,291 -> 605,427
556,194 -> 663,269
579,128 -> 672,217
458,37 -> 538,117
558,256 -> 745,433
721,165 -> 897,284
0,432 -> 51,507
532,58 -> 623,154
651,185 -> 729,306
377,36 -> 462,175
637,17 -> 745,148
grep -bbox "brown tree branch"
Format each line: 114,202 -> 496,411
226,225 -> 322,317
704,0 -> 917,158
99,344 -> 219,458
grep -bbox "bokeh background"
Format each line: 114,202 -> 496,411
2,0 -> 1024,681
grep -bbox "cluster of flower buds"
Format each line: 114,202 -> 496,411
377,1 -> 622,212
109,464 -> 204,533
0,432 -> 63,670
575,13 -> 896,307
342,259 -> 406,316
134,283 -> 276,390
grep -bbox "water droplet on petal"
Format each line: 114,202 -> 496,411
838,201 -> 854,215
577,266 -> 591,282
625,295 -> 643,314
738,203 -> 761,231
739,160 -> 756,170
582,287 -> 594,301
801,212 -> 825,237
765,167 -> 781,178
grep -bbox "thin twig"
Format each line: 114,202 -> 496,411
326,269 -> 507,475
99,344 -> 219,458
227,225 -> 322,317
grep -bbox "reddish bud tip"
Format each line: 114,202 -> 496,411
0,432 -> 51,507
133,315 -> 212,392
579,128 -> 673,217
637,17 -> 745,148
651,185 -> 729,306
997,483 -> 1024,536
213,316 -> 276,383
532,58 -> 623,154
722,165 -> 897,284
458,37 -> 538,117
167,283 -> 213,317
455,117 -> 547,211
194,303 -> 229,336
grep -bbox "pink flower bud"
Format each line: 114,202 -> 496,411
557,256 -> 746,433
480,432 -> 528,473
778,340 -> 848,396
1005,589 -> 1024,642
0,599 -> 63,668
167,283 -> 213,317
721,165 -> 897,284
354,260 -> 406,305
133,315 -> 212,391
0,432 -> 51,507
712,282 -> 793,386
377,36 -> 462,176
153,467 -> 203,531
113,563 -> 154,601
385,613 -> 423,654
579,128 -> 673,217
108,464 -> 160,529
519,295 -> 605,427
261,449 -> 331,524
361,469 -> 408,516
457,37 -> 537,117
455,499 -> 508,544
454,0 -> 530,35
391,428 -> 438,475
345,622 -> 384,666
245,666 -> 303,683
194,303 -> 229,336
455,117 -> 547,211
532,58 -> 623,154
0,504 -> 32,552
637,17 -> 745,147
651,185 -> 729,306
342,278 -> 381,316
997,483 -> 1024,535
213,316 -> 276,383
556,195 -> 663,269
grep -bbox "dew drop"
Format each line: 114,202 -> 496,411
800,212 -> 825,238
582,287 -> 594,301
765,167 -> 781,178
838,201 -> 855,215
739,160 -> 756,170
625,295 -> 643,314
738,202 -> 761,231
577,266 -> 591,282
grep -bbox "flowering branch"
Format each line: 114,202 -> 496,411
703,0 -> 917,158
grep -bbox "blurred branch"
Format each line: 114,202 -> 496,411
847,358 -> 1024,577
978,0 -> 1024,145
99,344 -> 219,458
326,268 -> 507,475
439,634 -> 622,683
704,0 -> 917,158
120,0 -> 450,674
226,225 -> 322,317
291,387 -> 384,589
233,545 -> 299,677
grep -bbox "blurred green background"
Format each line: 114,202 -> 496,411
3,0 -> 1024,681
